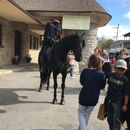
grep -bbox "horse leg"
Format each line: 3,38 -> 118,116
38,72 -> 43,92
60,73 -> 67,105
52,73 -> 58,104
46,71 -> 51,90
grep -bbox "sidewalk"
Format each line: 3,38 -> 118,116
0,62 -> 39,76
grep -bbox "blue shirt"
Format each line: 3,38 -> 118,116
79,68 -> 106,106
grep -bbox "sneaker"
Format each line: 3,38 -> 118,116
72,76 -> 75,78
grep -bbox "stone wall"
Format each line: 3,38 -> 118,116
0,17 -> 98,72
67,22 -> 98,73
0,17 -> 41,67
0,17 -> 14,67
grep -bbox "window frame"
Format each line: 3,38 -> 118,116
30,35 -> 32,49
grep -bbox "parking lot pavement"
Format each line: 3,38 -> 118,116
0,63 -> 127,129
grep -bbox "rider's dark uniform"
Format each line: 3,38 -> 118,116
40,20 -> 61,72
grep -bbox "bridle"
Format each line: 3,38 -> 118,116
72,36 -> 85,54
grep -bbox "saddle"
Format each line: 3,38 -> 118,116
41,45 -> 55,68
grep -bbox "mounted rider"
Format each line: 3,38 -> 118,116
40,19 -> 61,72
45,19 -> 61,44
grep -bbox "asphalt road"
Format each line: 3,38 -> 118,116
0,67 -> 126,130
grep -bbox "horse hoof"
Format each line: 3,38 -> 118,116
38,88 -> 43,92
60,100 -> 65,105
52,99 -> 57,104
46,87 -> 50,90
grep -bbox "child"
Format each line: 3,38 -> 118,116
67,50 -> 75,78
111,57 -> 116,65
105,59 -> 130,130
78,54 -> 106,130
111,57 -> 116,72
86,48 -> 106,68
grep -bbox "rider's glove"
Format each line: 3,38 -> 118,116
50,38 -> 55,44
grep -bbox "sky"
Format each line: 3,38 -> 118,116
96,0 -> 130,40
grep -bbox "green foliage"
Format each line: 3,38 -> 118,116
98,39 -> 114,49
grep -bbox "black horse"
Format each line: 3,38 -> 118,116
38,33 -> 85,105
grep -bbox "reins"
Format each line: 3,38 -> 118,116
55,48 -> 69,66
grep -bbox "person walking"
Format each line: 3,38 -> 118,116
67,50 -> 75,78
104,59 -> 130,130
78,54 -> 106,130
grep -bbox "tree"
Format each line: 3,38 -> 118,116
98,39 -> 114,49
105,39 -> 114,48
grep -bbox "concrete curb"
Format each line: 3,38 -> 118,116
0,67 -> 25,76
0,70 -> 13,75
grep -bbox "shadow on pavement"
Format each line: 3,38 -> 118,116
49,86 -> 81,95
0,88 -> 52,107
0,110 -> 6,114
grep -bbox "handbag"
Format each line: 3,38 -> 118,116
97,104 -> 105,120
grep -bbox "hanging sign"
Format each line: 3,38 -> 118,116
62,15 -> 90,30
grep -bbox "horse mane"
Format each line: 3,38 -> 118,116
56,34 -> 78,50
60,34 -> 77,43
56,33 -> 86,53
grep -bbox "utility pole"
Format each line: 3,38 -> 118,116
101,35 -> 105,43
112,24 -> 119,52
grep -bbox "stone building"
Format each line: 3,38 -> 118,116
0,0 -> 111,72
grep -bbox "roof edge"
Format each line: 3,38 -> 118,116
27,10 -> 112,26
27,10 -> 112,16
123,32 -> 130,37
8,0 -> 42,24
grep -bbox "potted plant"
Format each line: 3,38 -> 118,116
26,54 -> 32,63
12,54 -> 20,65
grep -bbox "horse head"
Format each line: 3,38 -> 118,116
72,33 -> 85,62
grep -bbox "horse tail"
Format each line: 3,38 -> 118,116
40,69 -> 48,84
38,51 -> 42,71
